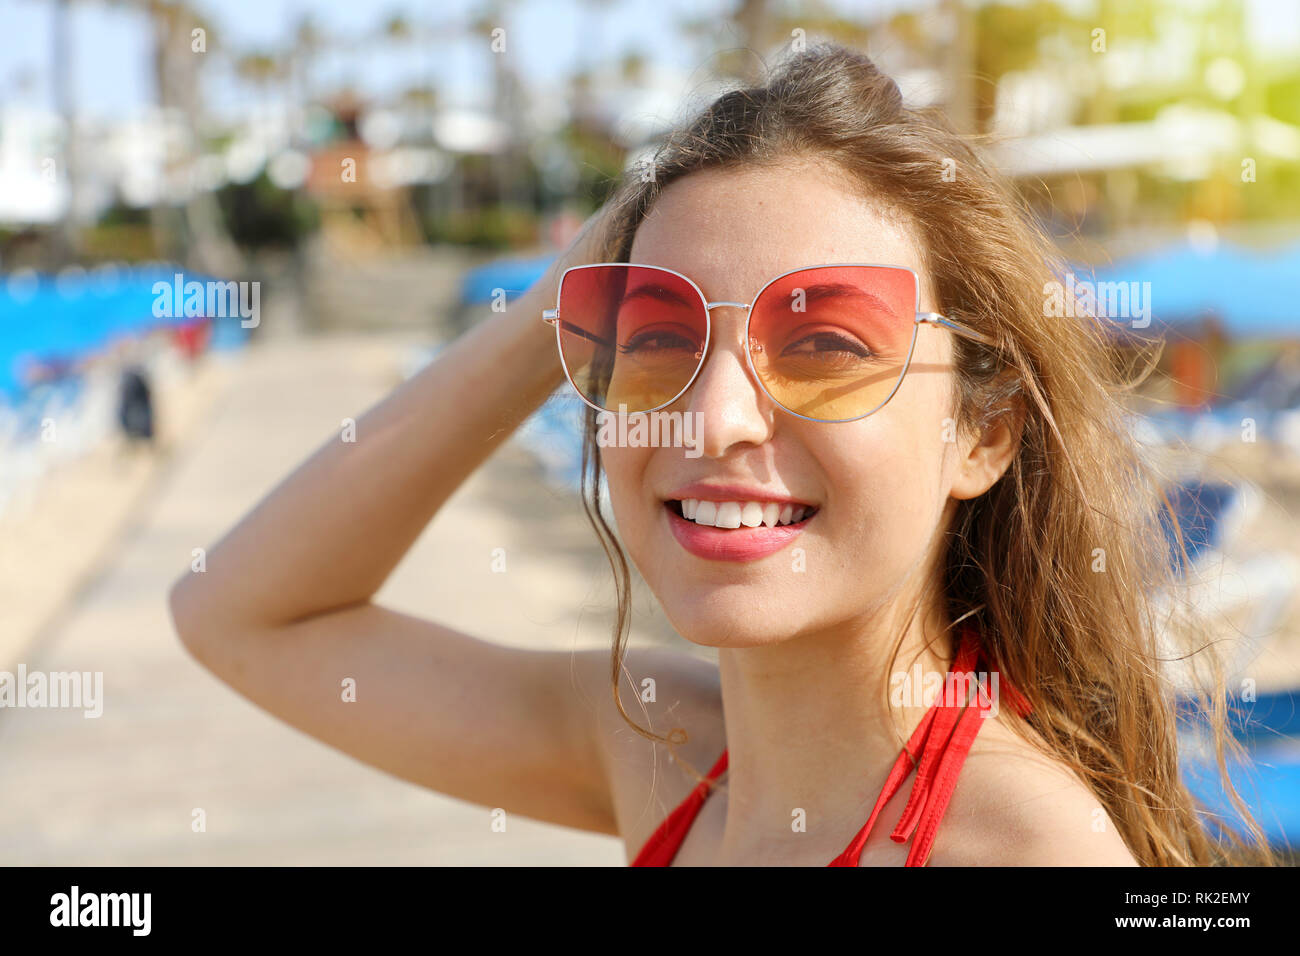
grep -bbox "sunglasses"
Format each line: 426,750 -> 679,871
543,263 -> 995,424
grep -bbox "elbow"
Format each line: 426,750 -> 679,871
169,568 -> 274,672
168,570 -> 213,659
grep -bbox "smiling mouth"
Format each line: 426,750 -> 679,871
665,499 -> 819,529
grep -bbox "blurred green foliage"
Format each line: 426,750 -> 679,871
215,172 -> 320,249
425,206 -> 540,249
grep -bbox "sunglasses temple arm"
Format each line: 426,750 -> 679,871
917,313 -> 998,348
545,315 -> 615,349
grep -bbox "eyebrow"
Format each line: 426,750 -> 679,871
618,277 -> 903,317
791,282 -> 900,318
621,281 -> 698,308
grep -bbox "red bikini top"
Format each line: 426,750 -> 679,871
630,626 -> 1031,866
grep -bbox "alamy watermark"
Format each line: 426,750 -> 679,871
1044,272 -> 1150,329
50,886 -> 150,936
152,273 -> 260,328
595,405 -> 704,458
891,660 -> 1001,718
0,665 -> 103,718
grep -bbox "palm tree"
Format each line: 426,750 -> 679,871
383,13 -> 412,41
472,0 -> 530,207
142,0 -> 243,274
727,0 -> 770,84
235,51 -> 286,106
52,0 -> 76,262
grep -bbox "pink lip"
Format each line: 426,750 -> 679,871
665,482 -> 816,508
665,503 -> 812,562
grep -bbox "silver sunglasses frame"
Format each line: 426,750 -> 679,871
542,262 -> 997,424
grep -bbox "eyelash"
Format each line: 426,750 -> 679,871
782,330 -> 873,358
619,329 -> 698,353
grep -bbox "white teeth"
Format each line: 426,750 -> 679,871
714,502 -> 743,528
675,498 -> 815,528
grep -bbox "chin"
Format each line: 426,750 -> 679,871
648,574 -> 821,649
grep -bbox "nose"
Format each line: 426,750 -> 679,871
681,305 -> 773,457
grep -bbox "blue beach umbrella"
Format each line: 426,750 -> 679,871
1081,240 -> 1300,339
459,255 -> 557,306
0,268 -> 224,401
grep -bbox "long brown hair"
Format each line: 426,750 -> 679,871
577,42 -> 1275,865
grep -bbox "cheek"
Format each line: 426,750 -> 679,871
824,390 -> 952,556
598,443 -> 656,536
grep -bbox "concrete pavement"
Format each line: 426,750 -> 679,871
0,334 -> 681,865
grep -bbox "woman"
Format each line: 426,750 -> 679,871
170,45 -> 1271,866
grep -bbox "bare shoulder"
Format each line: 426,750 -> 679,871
928,714 -> 1139,866
570,643 -> 725,857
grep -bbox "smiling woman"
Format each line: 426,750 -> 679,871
169,43 -> 1274,867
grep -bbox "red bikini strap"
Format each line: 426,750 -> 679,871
902,687 -> 989,865
887,639 -> 980,844
896,636 -> 1034,866
829,704 -> 938,866
831,627 -> 1021,867
629,750 -> 728,866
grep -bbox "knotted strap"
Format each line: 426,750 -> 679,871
632,626 -> 1032,867
830,629 -> 1031,867
630,750 -> 729,866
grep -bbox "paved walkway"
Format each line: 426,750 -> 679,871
0,335 -> 682,865
6,333 -> 1300,866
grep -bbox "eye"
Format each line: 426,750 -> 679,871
781,330 -> 873,360
619,328 -> 699,354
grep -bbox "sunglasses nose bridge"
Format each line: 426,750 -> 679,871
701,301 -> 762,357
688,301 -> 770,428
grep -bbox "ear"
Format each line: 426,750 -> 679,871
949,398 -> 1024,501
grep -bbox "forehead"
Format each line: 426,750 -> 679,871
628,157 -> 929,303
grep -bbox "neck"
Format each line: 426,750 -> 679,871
712,595 -> 959,863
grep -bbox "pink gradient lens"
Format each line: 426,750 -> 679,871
555,265 -> 707,412
554,264 -> 921,421
747,265 -> 919,421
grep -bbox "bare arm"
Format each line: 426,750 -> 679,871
169,210 -> 629,833
173,233 -> 588,629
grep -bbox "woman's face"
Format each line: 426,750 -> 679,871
600,157 -> 992,648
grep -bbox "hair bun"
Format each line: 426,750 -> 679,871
767,42 -> 904,123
